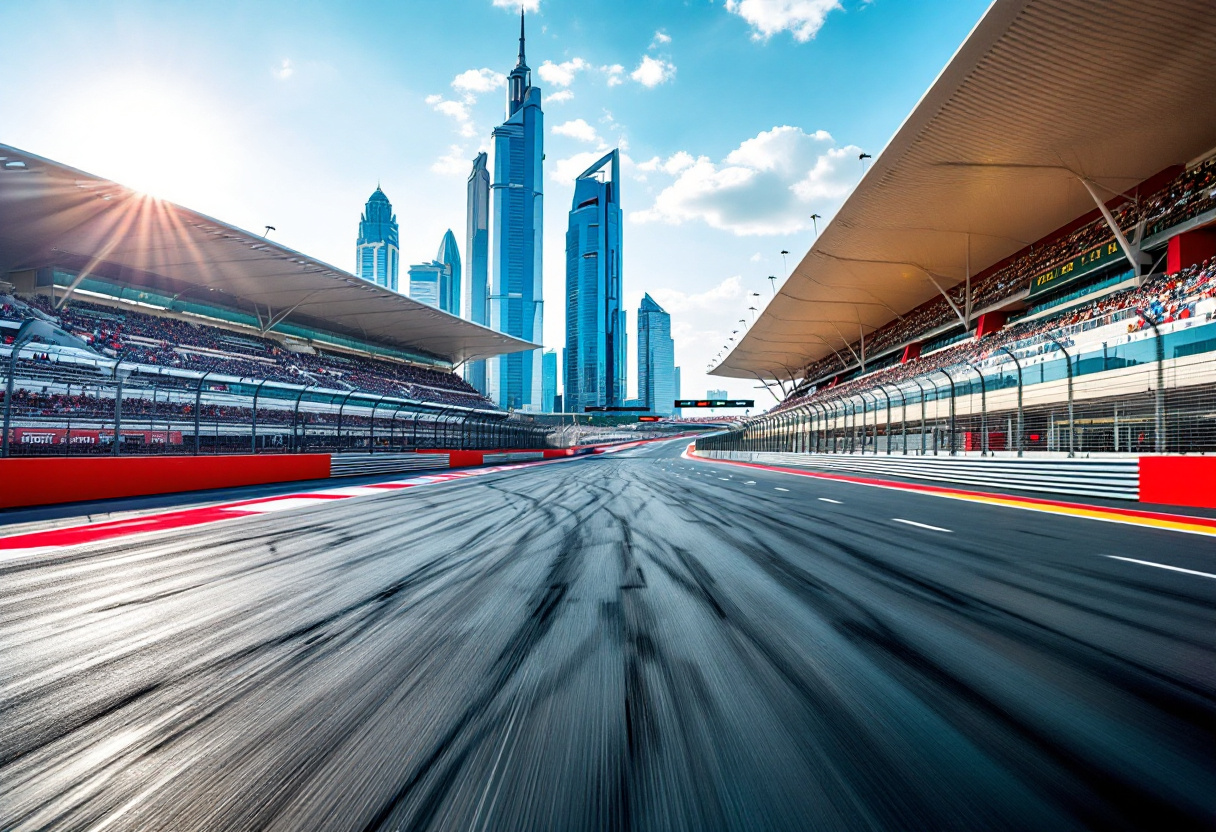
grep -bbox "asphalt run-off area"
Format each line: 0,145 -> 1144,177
2,438 -> 1213,830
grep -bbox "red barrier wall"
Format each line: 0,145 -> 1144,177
0,455 -> 331,509
1166,228 -> 1216,274
1138,456 -> 1216,509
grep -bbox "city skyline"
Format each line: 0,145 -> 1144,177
563,148 -> 625,412
406,229 -> 462,315
1,0 -> 995,406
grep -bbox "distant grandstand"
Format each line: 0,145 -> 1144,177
0,144 -> 551,455
711,0 -> 1216,456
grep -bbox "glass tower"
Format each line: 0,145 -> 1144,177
542,349 -> 557,413
638,293 -> 677,417
408,230 -> 462,315
465,152 -> 490,394
488,10 -> 544,411
564,149 -> 625,413
356,187 -> 399,292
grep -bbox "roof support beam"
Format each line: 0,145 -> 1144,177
1079,177 -> 1152,279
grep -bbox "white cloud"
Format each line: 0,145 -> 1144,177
602,64 -> 625,86
492,0 -> 539,10
452,68 -> 506,96
432,145 -> 472,175
272,59 -> 294,80
426,94 -> 476,137
538,57 -> 590,87
552,118 -> 600,143
724,0 -> 843,42
630,55 -> 675,87
636,275 -> 746,315
750,252 -> 763,262
637,151 -> 695,175
631,126 -> 859,236
547,89 -> 574,103
652,30 -> 672,46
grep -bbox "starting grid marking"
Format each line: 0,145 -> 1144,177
0,458 -> 572,554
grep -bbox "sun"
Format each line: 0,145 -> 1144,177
55,74 -> 239,208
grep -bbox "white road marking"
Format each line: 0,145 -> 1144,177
818,498 -> 842,504
744,481 -> 756,485
775,487 -> 790,492
891,518 -> 953,533
718,478 -> 730,481
1106,556 -> 1216,579
223,497 -> 342,513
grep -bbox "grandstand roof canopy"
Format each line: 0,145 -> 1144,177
0,144 -> 538,366
713,0 -> 1216,381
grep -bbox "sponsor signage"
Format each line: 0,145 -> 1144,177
638,415 -> 662,422
9,429 -> 184,446
675,399 -> 754,408
1027,240 -> 1127,299
584,406 -> 651,412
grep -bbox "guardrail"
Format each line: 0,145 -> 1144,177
329,453 -> 450,477
695,450 -> 1141,500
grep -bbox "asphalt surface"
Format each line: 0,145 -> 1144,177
3,439 -> 1214,831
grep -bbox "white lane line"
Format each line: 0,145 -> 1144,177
775,487 -> 790,492
1106,556 -> 1216,579
744,480 -> 756,485
818,498 -> 842,504
891,518 -> 953,533
718,478 -> 730,481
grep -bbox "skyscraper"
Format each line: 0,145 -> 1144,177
637,293 -> 676,417
407,230 -> 462,315
563,149 -> 625,413
464,152 -> 490,394
541,349 -> 557,413
356,187 -> 399,292
487,11 -> 544,411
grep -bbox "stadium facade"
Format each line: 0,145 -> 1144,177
637,294 -> 677,418
563,149 -> 625,413
487,11 -> 544,411
355,187 -> 400,293
464,152 -> 491,394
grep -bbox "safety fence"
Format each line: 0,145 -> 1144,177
702,310 -> 1216,458
694,450 -> 1140,500
0,351 -> 553,457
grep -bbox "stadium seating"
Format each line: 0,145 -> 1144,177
776,258 -> 1216,411
3,294 -> 493,409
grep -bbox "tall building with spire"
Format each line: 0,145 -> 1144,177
464,152 -> 490,394
487,10 -> 544,410
355,187 -> 399,292
564,149 -> 625,413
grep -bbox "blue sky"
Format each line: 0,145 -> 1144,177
0,0 -> 992,402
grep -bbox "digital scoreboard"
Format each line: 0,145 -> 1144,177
675,399 -> 754,409
638,415 -> 662,422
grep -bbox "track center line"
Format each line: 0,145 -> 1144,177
818,498 -> 842,504
775,487 -> 790,492
1105,556 -> 1216,579
892,518 -> 953,533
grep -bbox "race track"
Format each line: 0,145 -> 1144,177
3,439 -> 1214,830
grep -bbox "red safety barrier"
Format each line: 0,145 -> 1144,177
1138,456 -> 1216,509
0,455 -> 331,510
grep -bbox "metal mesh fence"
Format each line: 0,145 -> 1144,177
699,317 -> 1216,457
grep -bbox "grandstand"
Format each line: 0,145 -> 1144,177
711,0 -> 1216,457
0,144 -> 550,455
